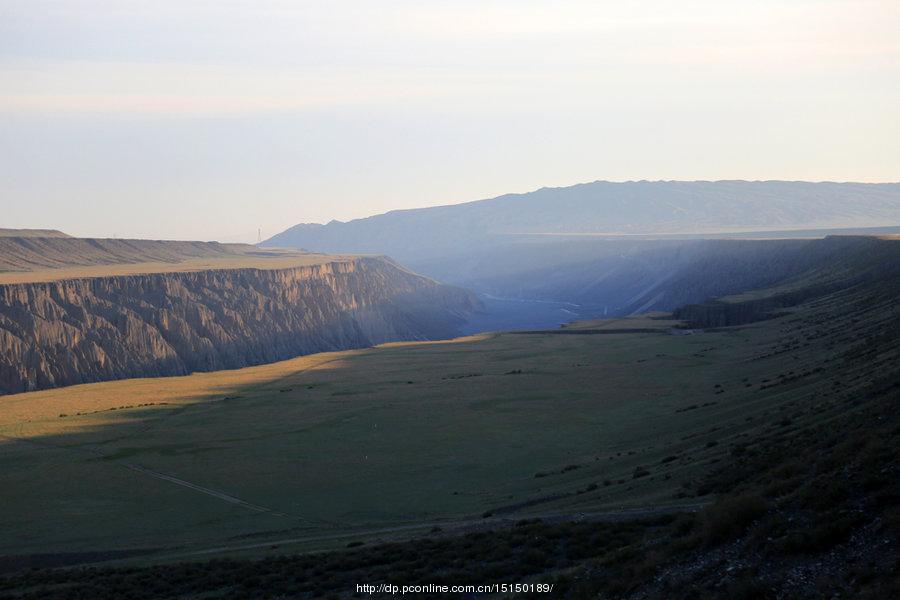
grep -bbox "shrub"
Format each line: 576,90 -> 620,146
726,575 -> 773,600
700,493 -> 768,545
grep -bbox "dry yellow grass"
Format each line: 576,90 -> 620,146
562,313 -> 679,330
0,350 -> 354,428
0,305 -> 863,559
0,253 -> 352,284
0,334 -> 493,429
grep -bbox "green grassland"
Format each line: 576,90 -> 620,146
1,285 -> 886,566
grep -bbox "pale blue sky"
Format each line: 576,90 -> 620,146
1,1 -> 898,241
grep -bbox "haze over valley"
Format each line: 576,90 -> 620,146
265,181 -> 900,330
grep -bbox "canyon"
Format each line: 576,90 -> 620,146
0,250 -> 478,395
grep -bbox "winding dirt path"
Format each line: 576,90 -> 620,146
0,434 -> 316,523
150,502 -> 709,562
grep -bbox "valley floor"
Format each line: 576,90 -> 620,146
0,253 -> 898,597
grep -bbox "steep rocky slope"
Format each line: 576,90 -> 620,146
0,257 -> 478,394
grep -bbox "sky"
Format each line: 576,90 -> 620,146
1,1 -> 899,242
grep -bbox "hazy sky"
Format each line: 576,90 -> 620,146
1,1 -> 899,241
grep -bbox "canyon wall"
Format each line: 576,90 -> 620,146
0,257 -> 479,394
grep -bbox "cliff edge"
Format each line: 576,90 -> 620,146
0,256 -> 479,394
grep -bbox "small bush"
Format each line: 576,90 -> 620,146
700,493 -> 768,545
726,575 -> 772,600
633,466 -> 650,479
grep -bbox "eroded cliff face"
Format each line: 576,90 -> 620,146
0,257 -> 479,394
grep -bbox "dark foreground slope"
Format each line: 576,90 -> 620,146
0,256 -> 478,394
0,238 -> 896,598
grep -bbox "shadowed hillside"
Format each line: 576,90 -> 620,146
439,235 -> 898,332
540,235 -> 899,316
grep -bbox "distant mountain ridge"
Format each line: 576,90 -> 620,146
263,181 -> 900,262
